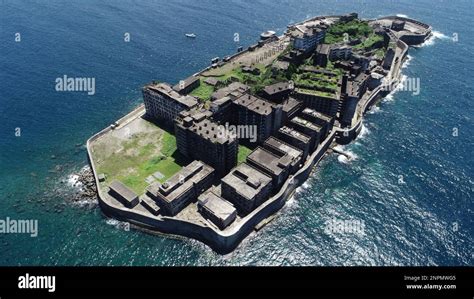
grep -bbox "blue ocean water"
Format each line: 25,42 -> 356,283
0,0 -> 472,265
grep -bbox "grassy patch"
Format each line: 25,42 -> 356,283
296,88 -> 336,98
292,72 -> 338,92
354,33 -> 384,50
324,20 -> 372,44
190,79 -> 215,101
374,48 -> 386,59
237,145 -> 252,164
93,122 -> 183,195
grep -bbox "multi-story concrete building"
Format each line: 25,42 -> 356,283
172,75 -> 200,95
329,44 -> 353,61
340,72 -> 369,127
175,110 -> 238,177
261,82 -> 293,103
142,82 -> 198,127
391,20 -> 406,31
288,116 -> 322,151
233,94 -> 282,144
221,163 -> 272,215
289,23 -> 326,52
211,82 -> 250,101
281,97 -> 303,124
140,194 -> 161,216
263,137 -> 303,174
383,47 -> 396,70
210,96 -> 234,123
246,147 -> 292,190
197,191 -> 237,230
294,89 -> 340,117
315,44 -> 331,67
146,161 -> 215,216
277,126 -> 312,161
300,108 -> 334,140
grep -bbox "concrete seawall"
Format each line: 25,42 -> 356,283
88,120 -> 336,253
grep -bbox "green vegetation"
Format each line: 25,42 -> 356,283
354,33 -> 384,50
93,124 -> 184,195
374,48 -> 386,59
292,72 -> 338,92
190,79 -> 215,101
237,145 -> 252,164
296,88 -> 336,98
324,20 -> 372,44
325,61 -> 344,76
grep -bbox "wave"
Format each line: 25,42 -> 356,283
66,174 -> 83,188
72,198 -> 98,209
396,14 -> 409,18
335,146 -> 358,164
402,55 -> 413,69
106,219 -> 130,231
382,74 -> 409,103
286,195 -> 296,207
358,124 -> 371,139
417,30 -> 449,48
295,181 -> 311,195
367,105 -> 382,115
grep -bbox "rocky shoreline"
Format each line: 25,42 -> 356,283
66,166 -> 98,203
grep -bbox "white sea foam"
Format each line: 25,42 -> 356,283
382,74 -> 407,102
66,174 -> 82,188
106,219 -> 130,231
396,14 -> 409,18
358,124 -> 371,139
367,105 -> 381,114
402,55 -> 413,69
417,31 -> 449,47
286,195 -> 296,207
338,155 -> 350,164
336,149 -> 358,164
72,199 -> 98,208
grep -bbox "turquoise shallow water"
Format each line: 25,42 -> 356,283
0,0 -> 472,265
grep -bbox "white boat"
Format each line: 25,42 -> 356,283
185,33 -> 196,38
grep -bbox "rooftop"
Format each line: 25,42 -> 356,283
282,97 -> 302,114
176,110 -> 235,144
172,76 -> 200,93
316,43 -> 331,55
212,82 -> 250,100
264,137 -> 303,163
291,116 -> 323,132
301,108 -> 333,123
222,163 -> 272,201
288,16 -> 336,38
278,126 -> 311,144
194,118 -> 236,144
235,94 -> 274,116
204,77 -> 220,86
263,82 -> 293,96
198,191 -> 236,223
146,82 -> 198,108
147,161 -> 214,203
247,146 -> 293,176
109,180 -> 138,202
295,88 -> 338,99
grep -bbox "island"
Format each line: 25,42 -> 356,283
86,13 -> 432,253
